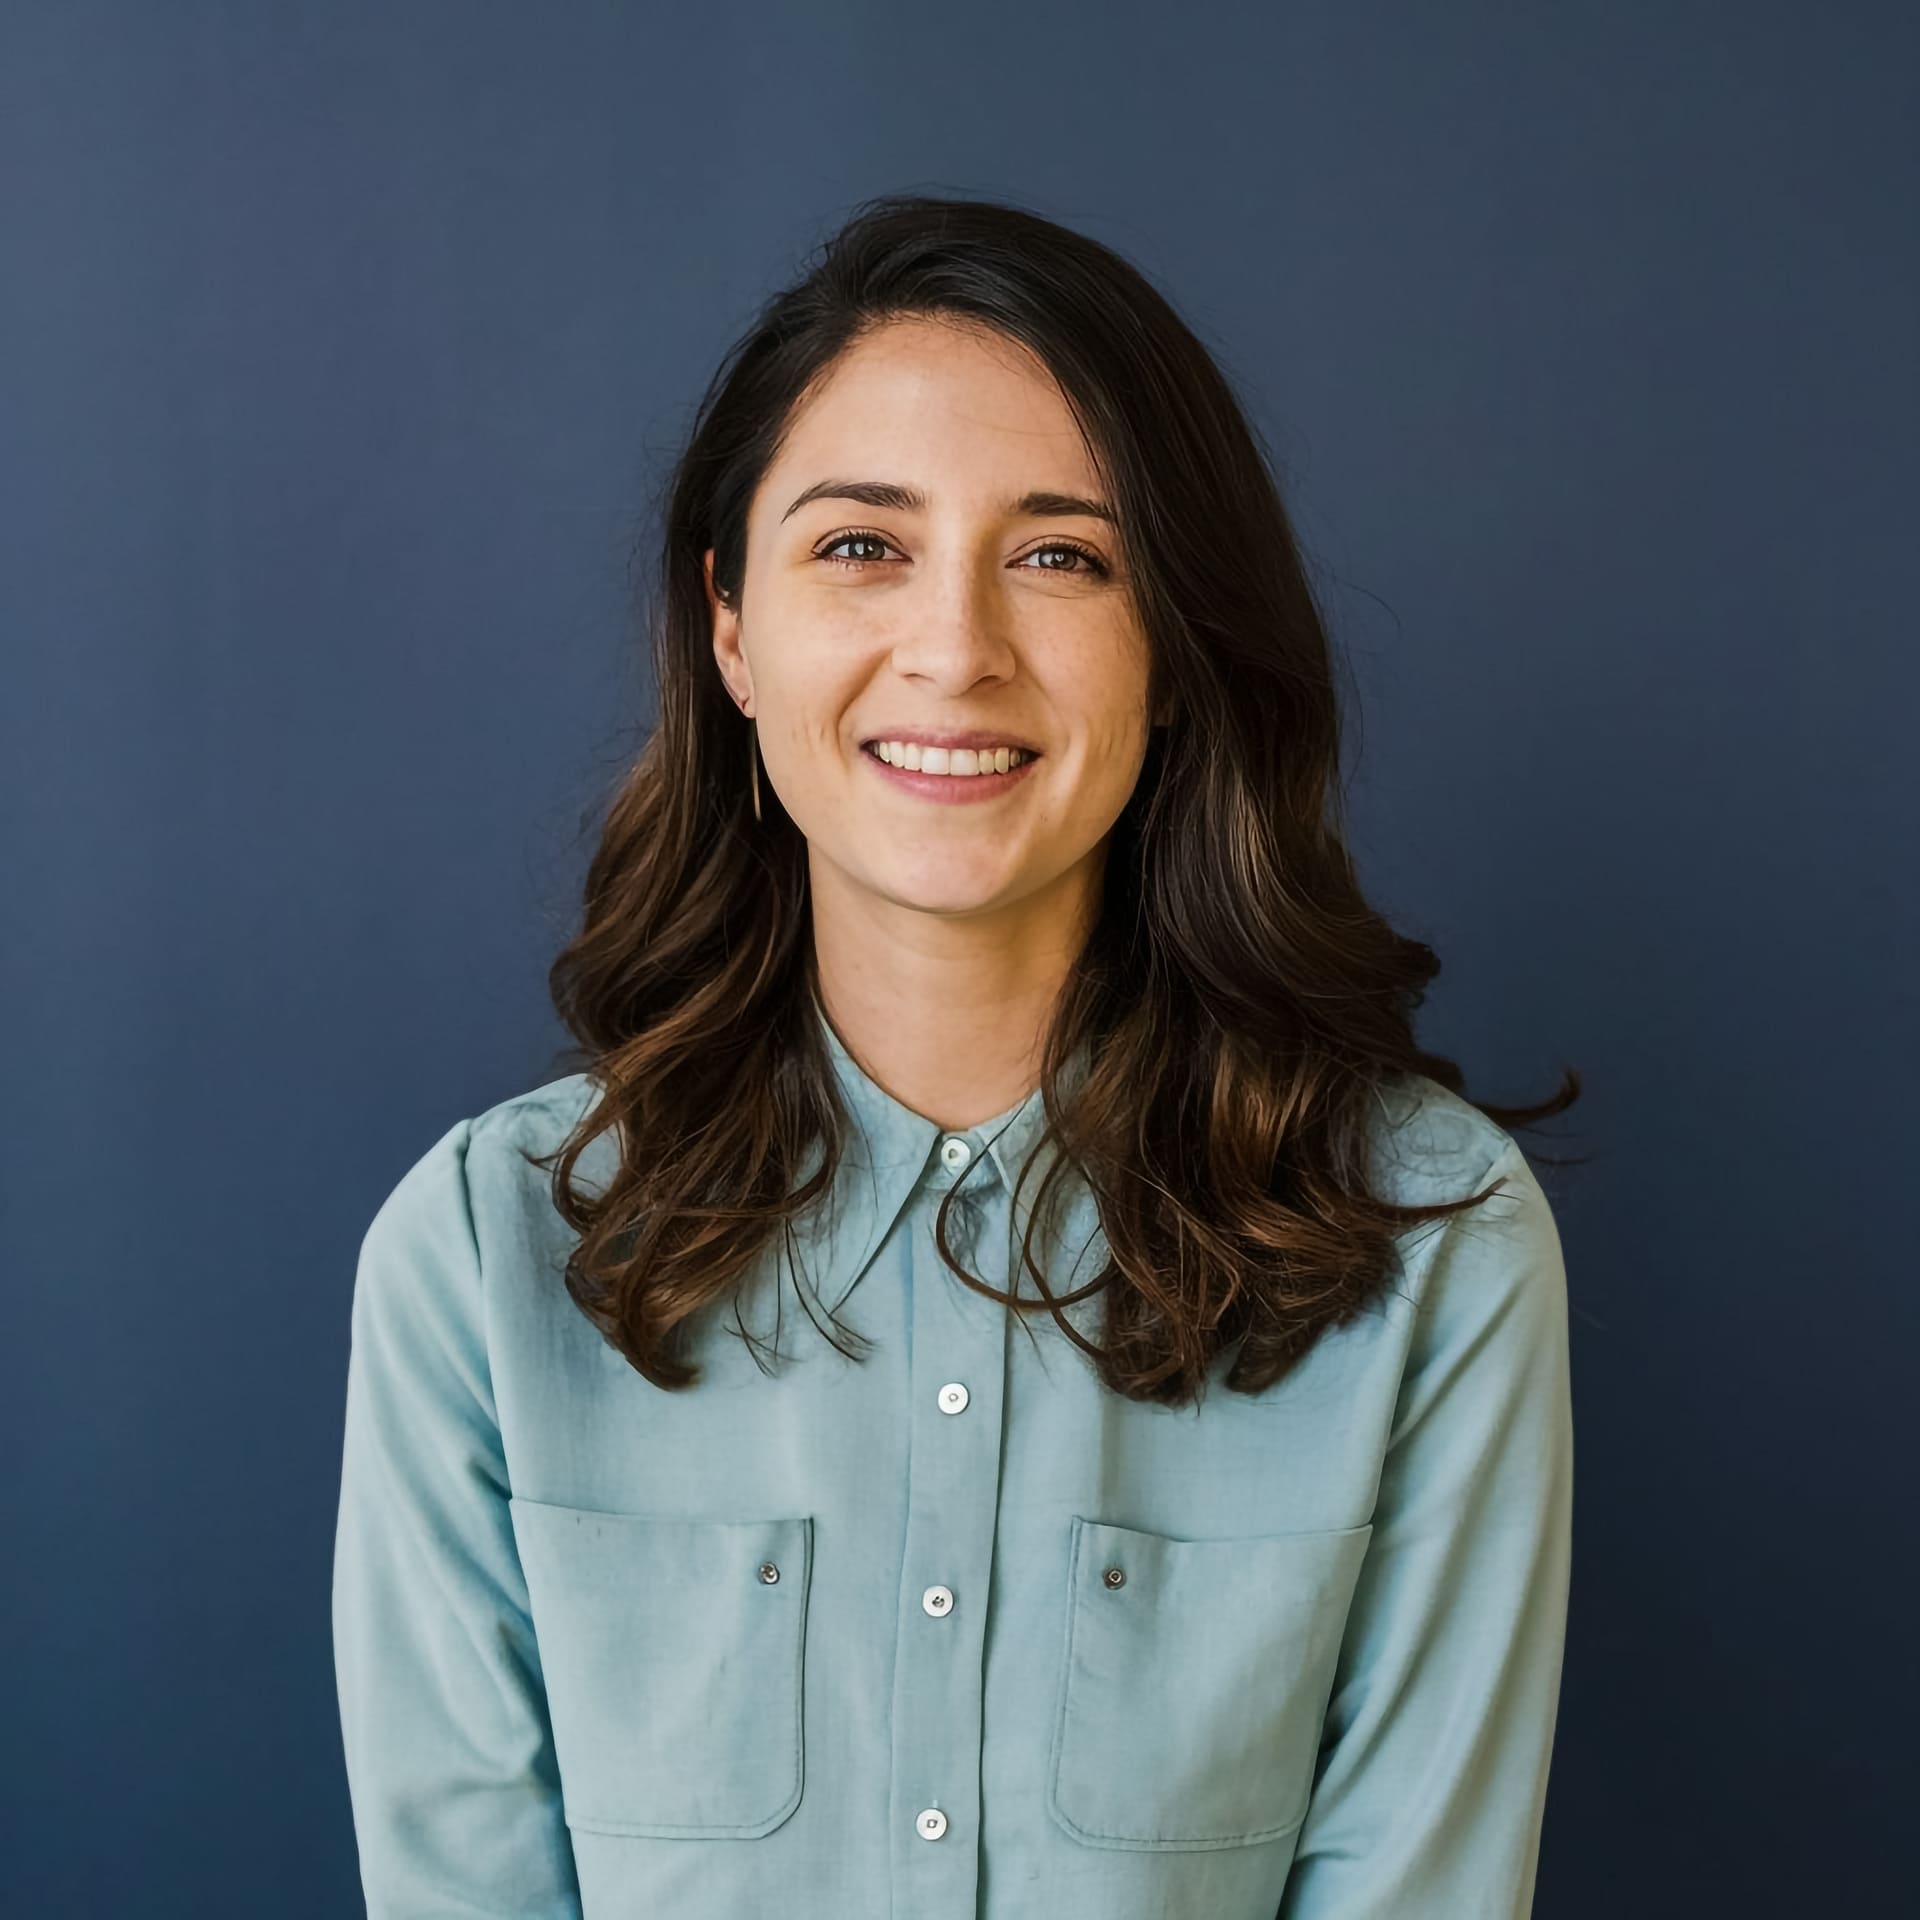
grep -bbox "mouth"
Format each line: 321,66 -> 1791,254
859,739 -> 1042,775
857,737 -> 1044,802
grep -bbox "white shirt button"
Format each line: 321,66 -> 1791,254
922,1584 -> 954,1617
938,1135 -> 971,1171
937,1381 -> 969,1414
916,1806 -> 949,1840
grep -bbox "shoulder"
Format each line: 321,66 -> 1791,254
1362,1072 -> 1570,1378
463,1070 -> 607,1180
1362,1070 -> 1516,1208
461,1071 -> 617,1256
352,1072 -> 608,1321
364,1072 -> 602,1225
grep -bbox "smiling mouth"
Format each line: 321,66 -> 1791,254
861,741 -> 1040,776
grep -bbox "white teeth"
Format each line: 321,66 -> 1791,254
870,741 -> 1033,775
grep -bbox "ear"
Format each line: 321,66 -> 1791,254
705,547 -> 753,715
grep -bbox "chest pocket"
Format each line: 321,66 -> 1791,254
1047,1513 -> 1373,1851
507,1496 -> 812,1839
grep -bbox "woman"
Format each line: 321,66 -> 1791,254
333,192 -> 1578,1920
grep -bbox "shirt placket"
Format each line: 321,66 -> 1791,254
886,1127 -> 1012,1917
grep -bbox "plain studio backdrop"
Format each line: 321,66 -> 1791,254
1,3 -> 1912,1914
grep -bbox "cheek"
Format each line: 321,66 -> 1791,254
1056,710 -> 1154,824
1070,685 -> 1154,770
750,638 -> 857,729
1073,747 -> 1152,826
1060,621 -> 1154,731
755,677 -> 871,786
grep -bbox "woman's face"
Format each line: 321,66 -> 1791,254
707,315 -> 1158,930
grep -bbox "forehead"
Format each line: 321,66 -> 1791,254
765,319 -> 1100,500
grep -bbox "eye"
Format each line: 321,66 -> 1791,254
1019,540 -> 1111,578
815,530 -> 899,568
813,530 -> 1112,578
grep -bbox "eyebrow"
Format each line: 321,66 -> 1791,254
780,478 -> 1117,527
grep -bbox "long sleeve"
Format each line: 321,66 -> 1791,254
1277,1136 -> 1575,1919
331,1117 -> 583,1919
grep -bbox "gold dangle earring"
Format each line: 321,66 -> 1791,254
748,714 -> 763,824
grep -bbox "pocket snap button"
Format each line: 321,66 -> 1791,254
758,1562 -> 780,1584
1103,1565 -> 1125,1588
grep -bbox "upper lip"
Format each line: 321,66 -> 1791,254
860,727 -> 1041,753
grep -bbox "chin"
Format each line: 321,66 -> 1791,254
868,866 -> 1027,917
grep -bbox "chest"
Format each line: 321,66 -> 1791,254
488,1191 -> 1409,1879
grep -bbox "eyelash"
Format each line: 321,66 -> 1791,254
813,528 -> 1112,579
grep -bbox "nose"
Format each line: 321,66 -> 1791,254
886,565 -> 1019,691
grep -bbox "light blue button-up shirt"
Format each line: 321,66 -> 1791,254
333,1003 -> 1573,1918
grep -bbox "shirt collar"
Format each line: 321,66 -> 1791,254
812,994 -> 1080,1213
790,995 -> 1101,1330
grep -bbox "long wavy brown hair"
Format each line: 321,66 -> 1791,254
529,191 -> 1580,1409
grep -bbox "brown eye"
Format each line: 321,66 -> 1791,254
1020,541 -> 1110,578
815,530 -> 897,567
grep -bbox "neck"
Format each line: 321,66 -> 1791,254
807,857 -> 1100,1133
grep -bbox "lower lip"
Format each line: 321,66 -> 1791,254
858,745 -> 1042,804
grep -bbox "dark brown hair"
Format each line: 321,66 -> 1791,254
531,191 -> 1580,1408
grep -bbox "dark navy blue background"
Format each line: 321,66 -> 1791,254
3,3 -> 1911,1912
